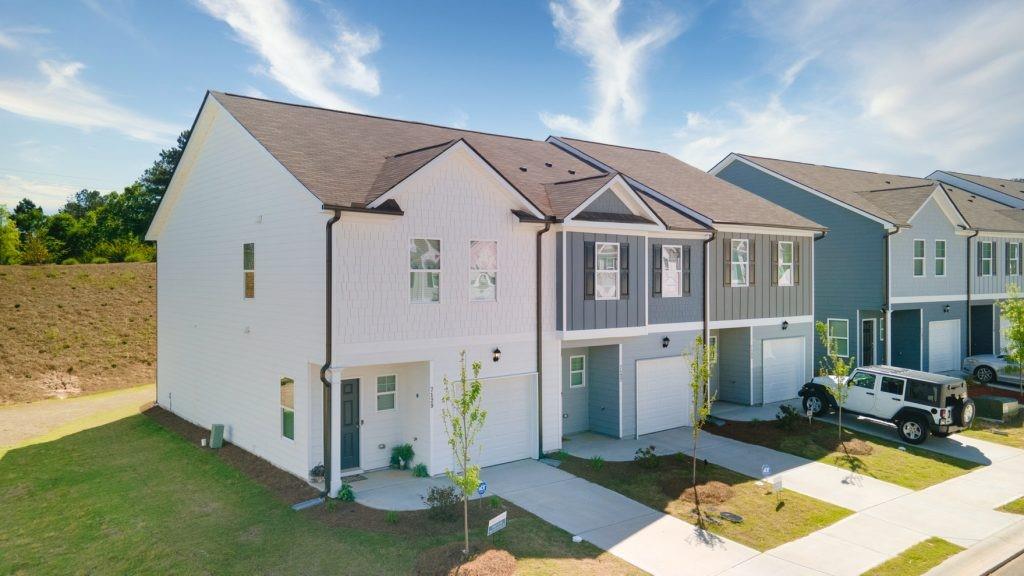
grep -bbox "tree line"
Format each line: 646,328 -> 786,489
0,130 -> 189,265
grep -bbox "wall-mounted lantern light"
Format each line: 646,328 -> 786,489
492,348 -> 501,362
782,320 -> 789,330
943,305 -> 950,313
662,336 -> 670,348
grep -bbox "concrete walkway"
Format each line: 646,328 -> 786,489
565,428 -> 911,511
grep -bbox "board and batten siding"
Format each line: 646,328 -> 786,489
971,235 -> 1024,297
647,237 -> 704,325
708,231 -> 812,322
890,198 -> 965,298
154,99 -> 327,481
559,231 -> 646,331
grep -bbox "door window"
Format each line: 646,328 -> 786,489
849,372 -> 877,390
880,377 -> 904,395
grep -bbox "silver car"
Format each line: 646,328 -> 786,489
962,354 -> 1019,384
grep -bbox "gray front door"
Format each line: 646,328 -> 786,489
861,319 -> 876,365
340,378 -> 360,470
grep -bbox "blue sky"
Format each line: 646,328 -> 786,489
2,0 -> 1022,212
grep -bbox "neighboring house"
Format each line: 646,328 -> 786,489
929,171 -> 1024,210
712,154 -> 1024,375
551,138 -> 824,413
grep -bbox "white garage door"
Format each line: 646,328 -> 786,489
762,337 -> 806,404
475,375 -> 534,468
929,319 -> 961,373
636,356 -> 692,436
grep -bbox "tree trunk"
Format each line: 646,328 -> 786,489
463,496 -> 469,555
692,431 -> 702,527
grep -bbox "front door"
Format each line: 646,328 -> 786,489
340,378 -> 360,470
861,319 -> 876,366
844,371 -> 878,414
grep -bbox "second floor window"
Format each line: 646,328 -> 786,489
913,239 -> 925,277
243,243 -> 255,298
410,239 -> 441,302
729,239 -> 749,287
935,240 -> 946,277
776,241 -> 795,286
1007,242 -> 1021,276
828,318 -> 850,357
980,241 -> 993,276
662,245 -> 683,297
595,241 -> 620,300
469,240 -> 497,302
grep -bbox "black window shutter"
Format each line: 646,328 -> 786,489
749,239 -> 757,286
584,241 -> 595,299
683,246 -> 692,295
977,242 -> 982,276
795,241 -> 801,285
1006,242 -> 1011,275
770,240 -> 778,286
723,241 -> 731,287
652,244 -> 662,297
620,243 -> 630,298
995,242 -> 1000,276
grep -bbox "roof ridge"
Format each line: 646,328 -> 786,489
857,183 -> 938,194
557,135 -> 665,155
739,153 -> 931,183
214,91 -> 538,143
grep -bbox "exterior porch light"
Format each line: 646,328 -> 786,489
492,348 -> 501,362
662,336 -> 670,348
943,305 -> 950,313
782,321 -> 789,330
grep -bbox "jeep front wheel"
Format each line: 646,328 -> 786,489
897,416 -> 929,444
803,393 -> 829,417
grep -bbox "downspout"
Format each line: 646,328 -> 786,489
964,227 -> 980,355
883,226 -> 901,364
702,230 -> 716,403
319,209 -> 342,496
535,218 -> 554,458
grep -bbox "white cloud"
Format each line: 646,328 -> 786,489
0,32 -> 17,50
0,60 -> 180,143
676,0 -> 1024,176
195,0 -> 381,111
0,175 -> 77,213
541,0 -> 682,143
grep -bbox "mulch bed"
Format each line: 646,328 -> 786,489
836,438 -> 873,456
143,405 -> 518,539
969,383 -> 1024,401
414,543 -> 516,576
660,477 -> 734,505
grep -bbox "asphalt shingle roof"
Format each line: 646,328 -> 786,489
947,172 -> 1024,202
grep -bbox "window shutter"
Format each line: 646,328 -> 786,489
584,241 -> 595,299
995,242 -> 1000,276
794,241 -> 801,285
770,240 -> 778,286
749,239 -> 757,286
723,241 -> 731,287
1006,242 -> 1011,275
1019,242 -> 1023,275
620,243 -> 630,298
652,244 -> 662,297
977,242 -> 982,277
683,245 -> 692,295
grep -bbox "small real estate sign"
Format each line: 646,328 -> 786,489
487,511 -> 507,536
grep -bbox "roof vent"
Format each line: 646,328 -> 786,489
568,169 -> 576,175
545,162 -> 553,168
519,166 -> 527,172
885,180 -> 891,184
1000,184 -> 1006,187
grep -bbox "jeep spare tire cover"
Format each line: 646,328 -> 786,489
956,398 -> 976,428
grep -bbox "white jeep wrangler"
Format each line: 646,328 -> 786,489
798,365 -> 976,444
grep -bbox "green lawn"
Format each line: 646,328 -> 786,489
0,413 -> 643,575
860,537 -> 963,576
962,414 -> 1024,449
711,419 -> 980,490
559,453 -> 852,551
999,497 -> 1024,515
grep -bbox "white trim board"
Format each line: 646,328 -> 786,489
708,315 -> 814,330
890,295 -> 967,304
559,321 -> 704,341
712,223 -> 820,237
557,224 -> 711,239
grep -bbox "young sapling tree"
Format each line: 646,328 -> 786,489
441,351 -> 488,556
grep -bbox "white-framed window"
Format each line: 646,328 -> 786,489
595,242 -> 620,300
708,335 -> 718,365
569,355 -> 586,388
934,240 -> 946,277
913,239 -> 925,277
469,240 -> 497,302
730,239 -> 749,287
376,374 -> 397,411
777,241 -> 794,286
280,377 -> 294,440
1008,242 -> 1021,276
410,239 -> 441,302
662,245 -> 683,298
827,318 -> 850,357
243,243 -> 255,298
981,241 -> 994,276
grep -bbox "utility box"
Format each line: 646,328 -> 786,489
974,396 -> 1020,422
210,424 -> 225,449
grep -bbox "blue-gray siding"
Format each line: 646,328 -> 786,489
890,198 -> 965,298
559,232 -> 645,331
585,190 -> 632,215
618,331 -> 699,437
648,237 -> 704,324
751,322 -> 814,405
891,301 -> 967,371
971,236 -> 1024,296
708,231 -> 813,321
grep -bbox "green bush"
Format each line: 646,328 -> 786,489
412,463 -> 429,477
422,485 -> 459,521
775,404 -> 803,431
337,483 -> 355,502
385,511 -> 399,524
60,258 -> 80,265
390,443 -> 415,470
589,455 -> 605,471
633,445 -> 660,469
89,237 -> 155,263
489,495 -> 502,509
124,252 -> 150,263
90,257 -> 109,264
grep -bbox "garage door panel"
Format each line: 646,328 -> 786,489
475,375 -> 534,468
929,319 -> 960,373
763,337 -> 805,404
636,356 -> 692,436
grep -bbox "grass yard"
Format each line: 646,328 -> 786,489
711,419 -> 980,490
999,497 -> 1024,515
0,409 -> 643,576
0,263 -> 155,405
559,453 -> 852,551
860,537 -> 963,576
962,414 -> 1024,449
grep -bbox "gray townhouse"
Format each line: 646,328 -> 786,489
711,155 -> 1024,377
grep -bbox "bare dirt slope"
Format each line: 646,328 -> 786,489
0,263 -> 155,405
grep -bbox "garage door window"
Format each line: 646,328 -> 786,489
827,319 -> 850,357
569,355 -> 586,388
376,375 -> 397,411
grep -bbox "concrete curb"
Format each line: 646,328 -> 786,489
925,519 -> 1024,575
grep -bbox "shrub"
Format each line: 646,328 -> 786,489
489,495 -> 502,509
390,443 -> 415,470
124,252 -> 150,263
309,464 -> 325,483
60,258 -> 80,265
90,257 -> 109,264
90,237 -> 155,263
634,445 -> 660,469
775,403 -> 803,431
385,510 -> 399,524
412,463 -> 429,477
337,483 -> 355,502
422,485 -> 460,521
589,455 -> 605,471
